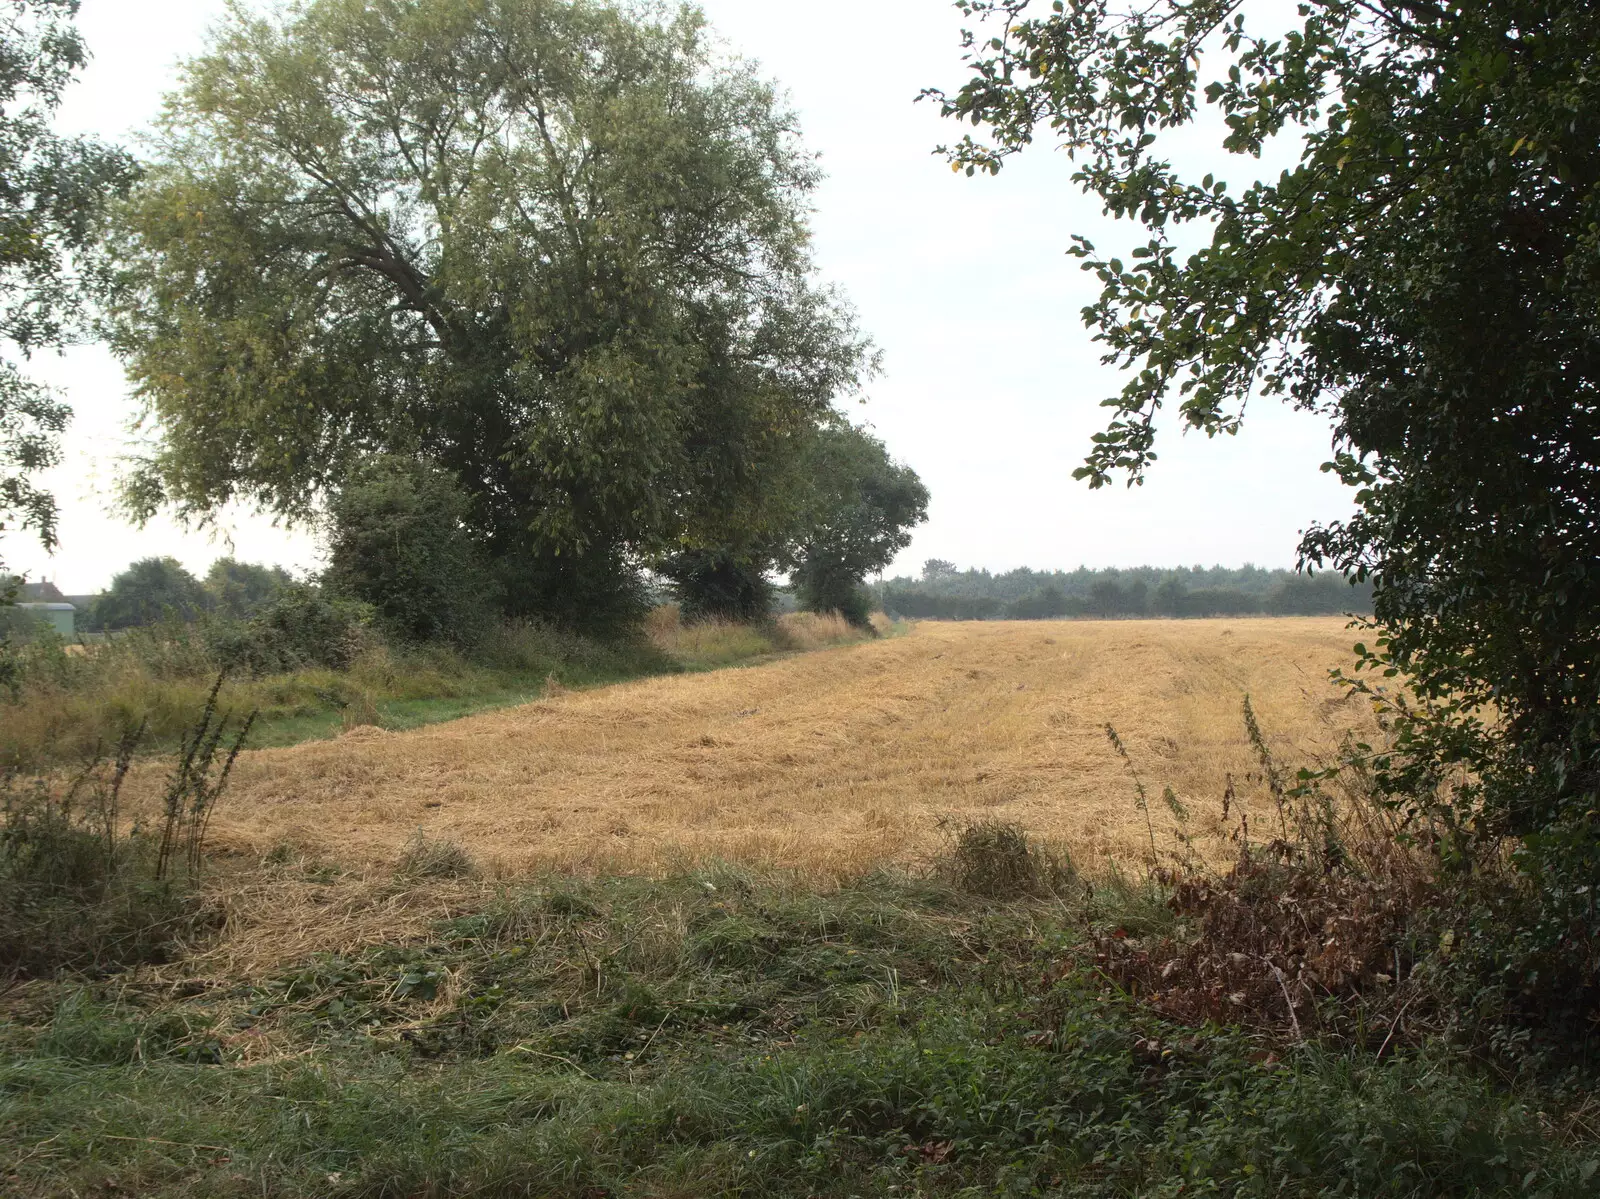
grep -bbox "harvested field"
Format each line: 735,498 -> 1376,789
190,618 -> 1374,880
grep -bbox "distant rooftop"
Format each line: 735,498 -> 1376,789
16,581 -> 67,603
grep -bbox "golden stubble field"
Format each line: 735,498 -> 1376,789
195,618 -> 1375,880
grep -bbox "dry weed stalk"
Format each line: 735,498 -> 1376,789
1092,698 -> 1434,1047
157,676 -> 256,882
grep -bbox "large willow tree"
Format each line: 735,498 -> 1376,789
102,0 -> 869,623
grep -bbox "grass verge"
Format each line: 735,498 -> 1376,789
1,609 -> 883,770
3,862 -> 1596,1197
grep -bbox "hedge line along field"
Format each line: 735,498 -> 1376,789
180,617 -> 1374,883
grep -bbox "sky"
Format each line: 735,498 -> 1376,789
10,0 -> 1352,594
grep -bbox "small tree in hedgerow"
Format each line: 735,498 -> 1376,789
933,1 -> 1600,1022
203,557 -> 292,619
93,557 -> 208,630
321,457 -> 498,646
658,548 -> 776,624
791,423 -> 928,628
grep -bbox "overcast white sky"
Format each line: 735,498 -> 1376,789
10,0 -> 1351,594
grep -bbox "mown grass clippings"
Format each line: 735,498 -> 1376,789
395,831 -> 478,881
166,617 -> 1376,878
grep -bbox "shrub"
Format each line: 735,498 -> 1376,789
207,586 -> 371,675
1089,698 -> 1600,1063
791,565 -> 875,629
493,542 -> 651,637
322,455 -> 500,646
0,601 -> 50,641
658,548 -> 775,623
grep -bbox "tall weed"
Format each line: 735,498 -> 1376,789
0,681 -> 252,977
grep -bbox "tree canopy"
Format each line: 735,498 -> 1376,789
92,557 -> 208,631
791,422 -> 928,626
0,0 -> 134,592
102,0 -> 872,624
203,557 -> 293,619
933,1 -> 1600,901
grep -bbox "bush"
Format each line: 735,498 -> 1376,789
322,456 -> 500,646
1093,696 -> 1600,1069
207,586 -> 371,675
791,563 -> 875,629
493,543 -> 651,637
0,601 -> 50,641
658,548 -> 775,623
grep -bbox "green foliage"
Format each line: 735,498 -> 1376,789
0,595 -> 50,640
0,1 -> 137,581
206,584 -> 371,677
887,563 -> 1371,621
100,0 -> 871,629
1336,636 -> 1600,1043
791,423 -> 928,627
1089,576 -> 1146,618
659,548 -> 776,624
3,870 -> 1596,1196
934,1 -> 1600,930
0,692 -> 247,979
491,541 -> 651,636
91,556 -> 207,630
1004,582 -> 1070,619
0,603 -> 704,772
201,557 -> 291,619
321,456 -> 496,646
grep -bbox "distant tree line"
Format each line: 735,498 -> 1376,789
883,561 -> 1371,622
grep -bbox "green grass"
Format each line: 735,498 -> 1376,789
246,677 -> 624,749
4,868 -> 1596,1198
